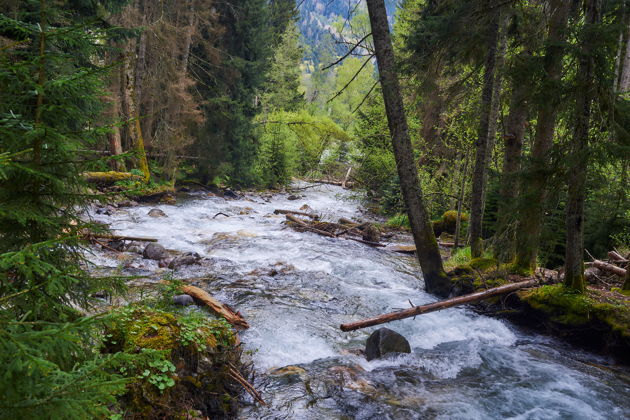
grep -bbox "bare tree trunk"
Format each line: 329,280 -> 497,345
565,0 -> 600,292
469,6 -> 503,258
366,0 -> 450,297
514,0 -> 572,272
130,0 -> 150,182
454,149 -> 470,249
105,47 -> 125,171
616,14 -> 630,94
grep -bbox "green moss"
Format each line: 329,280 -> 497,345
469,257 -> 498,271
105,307 -> 240,418
521,285 -> 630,338
432,210 -> 469,236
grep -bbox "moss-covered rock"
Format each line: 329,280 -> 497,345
432,210 -> 469,236
105,307 -> 242,419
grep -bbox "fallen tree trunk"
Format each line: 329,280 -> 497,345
593,260 -> 627,277
88,233 -> 158,242
310,179 -> 355,188
285,214 -> 336,238
180,285 -> 249,329
274,209 -> 319,220
83,171 -> 143,183
608,251 -> 628,263
340,278 -> 539,331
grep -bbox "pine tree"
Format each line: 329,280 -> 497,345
0,1 -> 134,416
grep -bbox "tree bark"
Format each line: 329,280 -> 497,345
565,0 -> 600,292
105,47 -> 125,171
340,278 -> 540,331
469,6 -> 503,258
366,0 -> 450,297
514,0 -> 572,272
592,260 -> 626,278
454,150 -> 469,249
494,55 -> 530,262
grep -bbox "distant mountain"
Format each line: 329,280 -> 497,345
298,0 -> 398,58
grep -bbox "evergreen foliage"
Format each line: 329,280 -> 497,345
0,1 -> 137,416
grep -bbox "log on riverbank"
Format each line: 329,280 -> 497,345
83,171 -> 143,184
340,279 -> 540,331
181,285 -> 249,329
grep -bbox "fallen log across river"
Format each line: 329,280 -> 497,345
340,278 -> 540,331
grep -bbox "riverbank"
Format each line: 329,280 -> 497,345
446,257 -> 630,363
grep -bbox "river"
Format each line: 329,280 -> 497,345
90,183 -> 630,419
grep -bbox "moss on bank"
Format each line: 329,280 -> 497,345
519,285 -> 630,340
444,250 -> 630,361
105,307 -> 241,419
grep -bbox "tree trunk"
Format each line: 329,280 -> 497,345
469,6 -> 503,258
564,0 -> 600,292
615,14 -> 630,93
514,0 -> 572,272
494,56 -> 530,262
105,47 -> 125,171
366,0 -> 450,297
340,278 -> 540,331
454,150 -> 470,249
129,0 -> 150,182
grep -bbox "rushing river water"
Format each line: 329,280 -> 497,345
90,183 -> 630,419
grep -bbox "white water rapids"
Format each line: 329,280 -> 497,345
89,183 -> 630,419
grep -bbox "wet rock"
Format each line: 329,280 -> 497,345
173,294 -> 194,306
143,243 -> 168,260
108,240 -> 127,251
160,194 -> 177,204
169,252 -> 201,269
117,200 -> 138,208
148,208 -> 167,218
365,328 -> 411,361
223,189 -> 239,199
127,242 -> 143,254
96,205 -> 116,215
287,194 -> 300,201
362,224 -> 381,242
179,186 -> 191,193
158,258 -> 173,268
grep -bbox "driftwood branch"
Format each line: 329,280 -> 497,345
274,209 -> 319,220
87,233 -> 158,242
286,214 -> 336,238
180,285 -> 249,329
592,260 -> 627,277
340,279 -> 540,331
228,364 -> 266,406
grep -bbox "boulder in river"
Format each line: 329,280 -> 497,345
365,328 -> 411,361
143,243 -> 168,260
148,208 -> 167,218
223,189 -> 239,199
169,252 -> 201,269
287,194 -> 300,201
173,294 -> 194,306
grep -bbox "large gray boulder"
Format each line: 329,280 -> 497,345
143,243 -> 168,260
148,208 -> 167,218
365,328 -> 411,361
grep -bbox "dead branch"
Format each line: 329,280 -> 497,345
340,278 -> 540,331
87,233 -> 158,242
592,260 -> 627,277
274,209 -> 319,220
180,285 -> 249,329
228,365 -> 267,406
